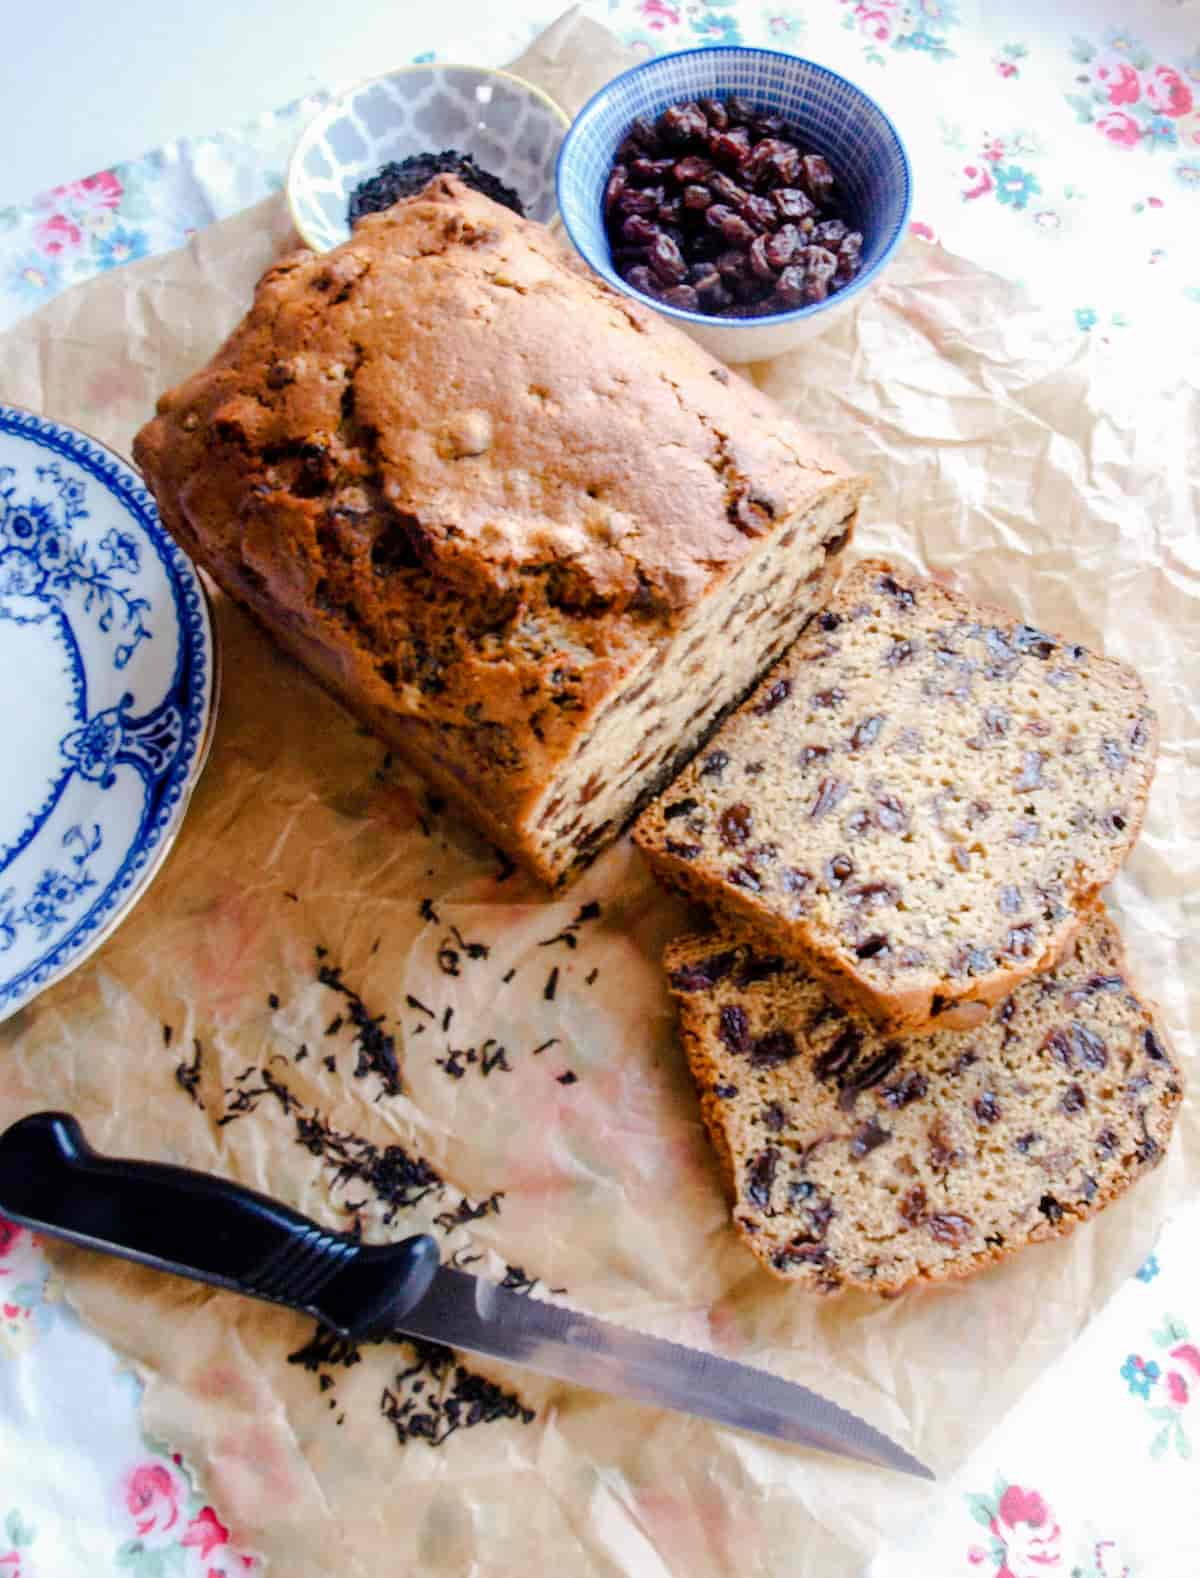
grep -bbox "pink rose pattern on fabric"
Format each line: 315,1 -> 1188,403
963,1480 -> 1142,1578
0,1510 -> 35,1578
1119,1315 -> 1196,1460
1066,30 -> 1200,185
115,1456 -> 259,1575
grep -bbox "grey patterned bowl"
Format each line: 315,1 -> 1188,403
287,64 -> 570,253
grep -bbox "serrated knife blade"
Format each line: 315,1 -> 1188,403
396,1267 -> 932,1479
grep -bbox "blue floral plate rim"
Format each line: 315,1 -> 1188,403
0,405 -> 217,1024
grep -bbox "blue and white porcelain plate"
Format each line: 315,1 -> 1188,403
0,406 -> 216,1024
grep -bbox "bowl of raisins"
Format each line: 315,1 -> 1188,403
556,48 -> 911,363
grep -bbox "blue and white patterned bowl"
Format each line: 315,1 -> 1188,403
557,48 -> 912,363
288,64 -> 571,253
0,406 -> 217,1024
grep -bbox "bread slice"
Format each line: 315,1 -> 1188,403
636,559 -> 1157,1030
133,177 -> 866,889
665,908 -> 1180,1295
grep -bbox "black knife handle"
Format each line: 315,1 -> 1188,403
0,1112 -> 439,1341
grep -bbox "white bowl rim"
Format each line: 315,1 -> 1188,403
555,44 -> 913,333
287,61 -> 572,251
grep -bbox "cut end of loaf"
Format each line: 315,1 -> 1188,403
665,907 -> 1180,1296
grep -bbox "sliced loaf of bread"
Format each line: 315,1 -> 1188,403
665,907 -> 1179,1295
637,559 -> 1157,1031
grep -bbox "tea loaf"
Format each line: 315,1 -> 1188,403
665,910 -> 1180,1295
636,559 -> 1157,1028
133,177 -> 865,887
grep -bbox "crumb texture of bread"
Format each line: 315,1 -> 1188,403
636,558 -> 1157,1024
133,176 -> 866,885
664,909 -> 1180,1295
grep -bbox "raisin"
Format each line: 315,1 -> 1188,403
658,102 -> 708,144
1130,717 -> 1150,751
710,129 -> 753,170
664,840 -> 701,859
846,881 -> 899,910
899,1185 -> 927,1226
928,1212 -> 974,1246
974,1092 -> 1001,1124
874,794 -> 908,834
800,153 -> 836,204
877,574 -> 915,610
850,1118 -> 891,1159
668,951 -> 738,991
839,1045 -> 902,1107
719,803 -> 753,847
746,1148 -> 779,1208
718,1004 -> 749,1054
772,1243 -> 830,1271
699,750 -> 729,779
809,777 -> 848,821
659,283 -> 700,310
772,186 -> 816,223
663,798 -> 699,821
763,225 -> 801,271
1144,1028 -> 1168,1062
1061,1084 -> 1087,1115
881,1071 -> 927,1108
674,155 -> 713,183
826,853 -> 855,886
1101,810 -> 1127,836
813,1026 -> 862,1083
798,744 -> 830,771
898,946 -> 927,969
713,1082 -> 738,1098
698,98 -> 729,132
1006,924 -> 1036,959
728,863 -> 762,892
929,1120 -> 961,1169
1014,751 -> 1046,791
855,935 -> 889,960
750,1029 -> 798,1069
780,867 -> 812,896
812,687 -> 846,709
737,955 -> 786,986
849,714 -> 885,752
1042,1029 -> 1075,1068
817,610 -> 841,632
1013,624 -> 1056,659
999,885 -> 1022,915
1070,1022 -> 1108,1070
885,638 -> 916,667
755,679 -> 791,714
1014,1131 -> 1039,1154
774,265 -> 807,308
1080,1172 -> 1099,1202
1038,1194 -> 1064,1224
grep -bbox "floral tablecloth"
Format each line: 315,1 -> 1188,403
1,2 -> 1198,1575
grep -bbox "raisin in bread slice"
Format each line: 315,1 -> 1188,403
636,559 -> 1157,1031
665,909 -> 1180,1295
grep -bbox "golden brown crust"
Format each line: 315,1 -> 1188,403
134,177 -> 866,884
637,558 -> 1158,1028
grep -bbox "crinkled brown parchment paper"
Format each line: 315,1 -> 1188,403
0,10 -> 1196,1575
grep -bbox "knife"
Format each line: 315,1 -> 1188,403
0,1112 -> 931,1479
